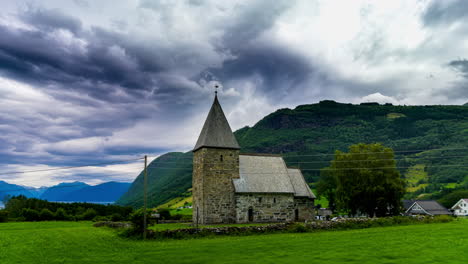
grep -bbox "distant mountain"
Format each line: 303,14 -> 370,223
0,180 -> 131,204
39,182 -> 89,201
58,182 -> 131,202
0,181 -> 34,201
117,101 -> 468,208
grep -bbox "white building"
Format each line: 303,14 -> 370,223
451,199 -> 468,216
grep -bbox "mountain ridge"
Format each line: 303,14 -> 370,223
117,101 -> 468,208
0,180 -> 131,203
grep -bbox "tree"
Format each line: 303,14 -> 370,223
55,208 -> 69,221
316,167 -> 337,212
330,143 -> 405,217
438,189 -> 468,208
39,209 -> 54,221
21,208 -> 40,221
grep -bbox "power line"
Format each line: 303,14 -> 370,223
144,155 -> 468,166
282,147 -> 468,157
145,164 -> 468,172
142,147 -> 468,161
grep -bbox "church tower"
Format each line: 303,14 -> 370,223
192,92 -> 240,224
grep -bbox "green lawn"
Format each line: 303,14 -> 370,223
1,220 -> 468,263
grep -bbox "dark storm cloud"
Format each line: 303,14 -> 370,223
422,0 -> 468,26
20,8 -> 83,34
221,0 -> 291,49
0,9 -> 207,104
209,43 -> 315,98
449,59 -> 468,77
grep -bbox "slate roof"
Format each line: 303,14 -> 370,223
288,169 -> 316,198
233,154 -> 315,198
407,200 -> 452,215
403,199 -> 415,210
193,94 -> 240,152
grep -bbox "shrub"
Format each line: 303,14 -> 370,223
92,216 -> 110,222
39,209 -> 54,221
81,209 -> 98,220
0,210 -> 8,222
54,208 -> 69,221
21,208 -> 40,221
157,208 -> 171,220
110,213 -> 123,222
129,209 -> 155,233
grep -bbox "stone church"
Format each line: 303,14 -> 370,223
192,92 -> 315,224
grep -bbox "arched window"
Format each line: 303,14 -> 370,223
273,198 -> 276,204
220,155 -> 223,162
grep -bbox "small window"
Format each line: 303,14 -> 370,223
273,198 -> 276,203
220,155 -> 223,162
258,197 -> 262,203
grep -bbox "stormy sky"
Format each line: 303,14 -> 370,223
0,0 -> 467,187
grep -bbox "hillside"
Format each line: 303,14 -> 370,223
117,101 -> 468,208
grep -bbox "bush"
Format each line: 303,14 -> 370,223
21,208 -> 40,221
54,208 -> 69,221
39,209 -> 55,221
129,209 -> 155,233
110,213 -> 123,222
81,208 -> 98,220
158,208 -> 171,220
0,210 -> 8,222
92,216 -> 110,222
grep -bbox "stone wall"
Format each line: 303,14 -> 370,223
294,197 -> 315,221
235,193 -> 296,223
192,147 -> 239,224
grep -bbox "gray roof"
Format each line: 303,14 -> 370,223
407,200 -> 452,215
403,199 -> 415,210
288,169 -> 316,198
193,94 -> 240,152
233,154 -> 315,198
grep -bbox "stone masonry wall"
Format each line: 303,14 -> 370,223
192,148 -> 239,224
235,193 -> 296,223
294,197 -> 315,221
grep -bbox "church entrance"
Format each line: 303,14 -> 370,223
248,207 -> 253,222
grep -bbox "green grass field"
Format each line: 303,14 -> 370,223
1,220 -> 468,264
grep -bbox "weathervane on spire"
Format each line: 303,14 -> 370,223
214,83 -> 219,95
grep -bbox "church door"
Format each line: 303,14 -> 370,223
248,207 -> 254,222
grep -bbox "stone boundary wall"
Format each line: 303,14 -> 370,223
143,215 -> 453,239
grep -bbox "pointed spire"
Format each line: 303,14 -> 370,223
193,93 -> 240,152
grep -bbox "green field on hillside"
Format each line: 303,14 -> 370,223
1,220 -> 467,263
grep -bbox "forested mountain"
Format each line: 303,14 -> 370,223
117,101 -> 468,208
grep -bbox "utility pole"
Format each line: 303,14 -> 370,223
143,155 -> 148,240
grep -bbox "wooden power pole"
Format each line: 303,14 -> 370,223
143,155 -> 148,239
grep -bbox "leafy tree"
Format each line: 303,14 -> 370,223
438,190 -> 468,208
21,208 -> 40,221
39,209 -> 54,221
331,143 -> 405,217
55,208 -> 69,220
81,208 -> 98,220
0,210 -> 8,222
316,168 -> 337,212
129,209 -> 154,233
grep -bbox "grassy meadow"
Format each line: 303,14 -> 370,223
1,219 -> 468,264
